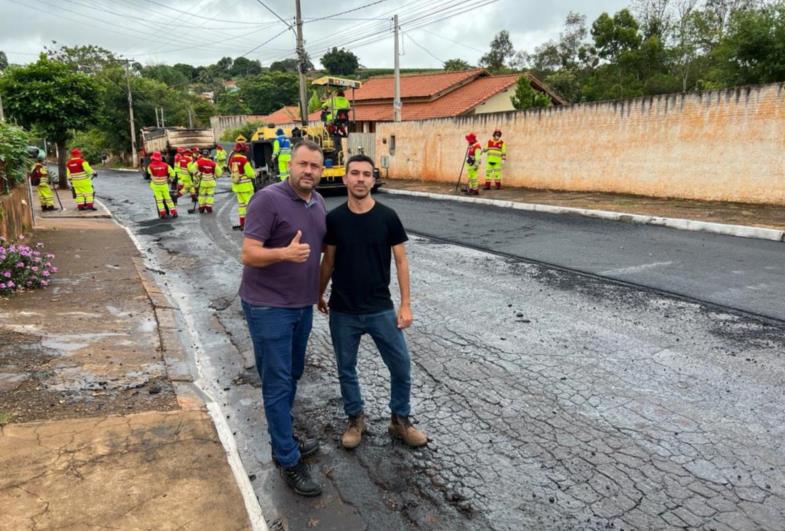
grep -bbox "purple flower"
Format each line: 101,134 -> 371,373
32,257 -> 41,263
6,281 -> 15,288
0,283 -> 5,290
31,266 -> 38,272
51,267 -> 59,273
41,280 -> 48,287
2,271 -> 10,278
42,271 -> 50,277
16,262 -> 24,268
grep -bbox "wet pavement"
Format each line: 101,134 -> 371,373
96,169 -> 785,530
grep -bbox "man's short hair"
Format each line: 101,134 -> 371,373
345,154 -> 375,174
291,139 -> 323,159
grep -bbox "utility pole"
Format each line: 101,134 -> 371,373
154,106 -> 160,127
124,61 -> 138,168
188,108 -> 193,128
393,14 -> 401,122
0,93 -> 5,123
160,107 -> 165,127
295,0 -> 309,127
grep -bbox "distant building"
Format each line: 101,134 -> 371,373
349,68 -> 565,132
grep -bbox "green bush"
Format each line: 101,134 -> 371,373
0,122 -> 31,194
69,128 -> 110,165
220,121 -> 266,142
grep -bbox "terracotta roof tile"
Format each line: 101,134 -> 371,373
353,69 -> 483,101
352,74 -> 520,122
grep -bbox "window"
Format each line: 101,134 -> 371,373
389,135 -> 396,155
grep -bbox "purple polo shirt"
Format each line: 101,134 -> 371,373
240,180 -> 327,308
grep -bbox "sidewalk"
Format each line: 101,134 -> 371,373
381,179 -> 785,236
0,211 -> 254,529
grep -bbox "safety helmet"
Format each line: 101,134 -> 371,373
176,147 -> 185,154
465,133 -> 477,144
191,146 -> 199,152
234,142 -> 246,152
276,128 -> 284,136
70,148 -> 82,158
216,144 -> 224,150
151,151 -> 162,161
493,129 -> 502,137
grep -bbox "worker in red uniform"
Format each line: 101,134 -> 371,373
464,133 -> 483,195
228,142 -> 256,229
195,151 -> 222,213
66,148 -> 97,210
483,129 -> 507,190
147,151 -> 177,218
175,148 -> 196,202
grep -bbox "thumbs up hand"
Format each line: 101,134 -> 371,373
282,230 -> 311,263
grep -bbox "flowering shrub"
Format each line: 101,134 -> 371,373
0,235 -> 58,296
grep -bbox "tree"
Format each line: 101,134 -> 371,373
270,58 -> 300,73
142,64 -> 189,88
511,75 -> 551,110
443,58 -> 471,71
216,92 -> 251,115
0,51 -> 7,71
592,9 -> 643,62
321,48 -> 359,76
239,72 -> 299,115
44,43 -> 119,75
479,30 -> 515,72
230,57 -> 262,77
0,55 -> 98,187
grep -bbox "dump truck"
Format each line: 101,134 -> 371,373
139,127 -> 217,179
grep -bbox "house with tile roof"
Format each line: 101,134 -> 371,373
348,68 -> 565,132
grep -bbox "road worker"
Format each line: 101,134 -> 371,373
464,133 -> 482,195
214,144 -> 228,171
66,148 -> 97,210
195,150 -> 222,214
30,152 -> 55,211
147,151 -> 177,218
228,142 -> 255,229
175,148 -> 196,202
483,129 -> 507,190
272,129 -> 292,180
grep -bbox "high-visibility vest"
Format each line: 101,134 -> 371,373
229,154 -> 253,184
31,163 -> 50,186
196,157 -> 217,181
67,158 -> 90,180
466,143 -> 482,164
486,139 -> 505,159
148,161 -> 173,185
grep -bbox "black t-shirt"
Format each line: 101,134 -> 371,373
325,201 -> 408,314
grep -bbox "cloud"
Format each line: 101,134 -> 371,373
0,0 -> 633,68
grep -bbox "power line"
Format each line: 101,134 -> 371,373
303,0 -> 387,24
255,0 -> 293,30
140,0 -> 275,25
406,33 -> 444,64
240,27 -> 292,58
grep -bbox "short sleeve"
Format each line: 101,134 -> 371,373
244,191 -> 276,242
324,211 -> 338,246
387,209 -> 408,246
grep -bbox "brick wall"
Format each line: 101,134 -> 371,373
375,83 -> 785,205
0,186 -> 34,241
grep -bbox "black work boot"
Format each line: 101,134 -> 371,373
294,435 -> 320,458
281,461 -> 322,497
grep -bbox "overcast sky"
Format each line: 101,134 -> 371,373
0,0 -> 631,69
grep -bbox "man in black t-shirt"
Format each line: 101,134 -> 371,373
319,154 -> 427,450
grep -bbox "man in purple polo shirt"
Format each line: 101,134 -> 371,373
240,139 -> 327,497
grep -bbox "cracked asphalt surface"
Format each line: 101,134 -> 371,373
96,170 -> 785,530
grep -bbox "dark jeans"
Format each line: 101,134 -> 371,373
329,309 -> 412,418
242,301 -> 313,468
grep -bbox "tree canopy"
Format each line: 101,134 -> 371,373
321,47 -> 360,76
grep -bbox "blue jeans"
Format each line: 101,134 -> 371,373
242,301 -> 313,468
329,309 -> 412,418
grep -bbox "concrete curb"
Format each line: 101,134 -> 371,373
380,188 -> 785,243
119,220 -> 268,531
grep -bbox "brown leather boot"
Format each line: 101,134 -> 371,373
388,414 -> 427,447
341,414 -> 365,449
495,181 -> 501,190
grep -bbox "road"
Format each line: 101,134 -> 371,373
96,169 -> 785,531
